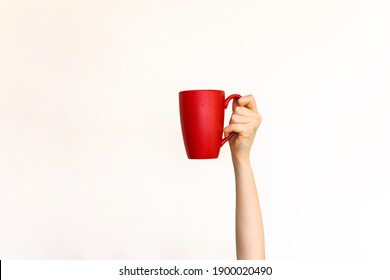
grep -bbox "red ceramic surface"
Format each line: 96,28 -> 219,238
179,89 -> 241,159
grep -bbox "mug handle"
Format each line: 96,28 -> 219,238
221,94 -> 242,147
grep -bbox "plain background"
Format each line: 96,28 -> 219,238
1,0 -> 389,259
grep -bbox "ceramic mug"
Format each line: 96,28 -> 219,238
179,89 -> 241,159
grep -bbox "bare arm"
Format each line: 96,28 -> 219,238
224,95 -> 265,260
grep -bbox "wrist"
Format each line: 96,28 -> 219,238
232,152 -> 251,168
231,153 -> 254,188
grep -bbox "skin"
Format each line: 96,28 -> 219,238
224,95 -> 265,260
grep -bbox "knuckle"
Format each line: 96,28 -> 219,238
245,94 -> 254,102
257,114 -> 262,124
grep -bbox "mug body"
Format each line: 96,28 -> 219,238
179,89 -> 225,159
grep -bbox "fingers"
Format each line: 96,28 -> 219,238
232,98 -> 239,112
224,123 -> 256,137
233,105 -> 258,117
225,94 -> 262,137
229,114 -> 254,125
231,97 -> 262,126
237,95 -> 258,113
224,123 -> 250,137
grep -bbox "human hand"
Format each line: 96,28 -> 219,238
224,95 -> 262,161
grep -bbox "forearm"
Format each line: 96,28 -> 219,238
233,155 -> 265,260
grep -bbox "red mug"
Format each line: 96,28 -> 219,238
179,89 -> 241,159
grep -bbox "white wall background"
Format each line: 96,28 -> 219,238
1,0 -> 389,259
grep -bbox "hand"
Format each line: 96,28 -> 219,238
224,95 -> 262,161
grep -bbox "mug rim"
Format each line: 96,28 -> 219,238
179,89 -> 224,94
